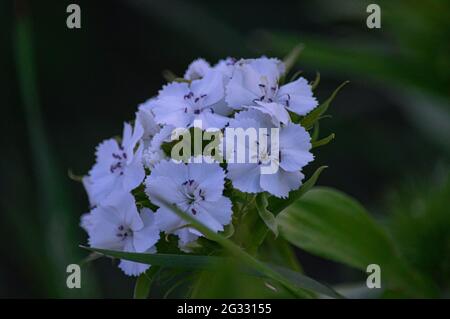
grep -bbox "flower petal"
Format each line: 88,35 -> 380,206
227,163 -> 262,193
133,208 -> 160,252
277,77 -> 318,116
279,123 -> 314,172
260,169 -> 304,198
197,196 -> 232,227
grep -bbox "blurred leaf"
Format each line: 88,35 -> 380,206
260,236 -> 303,273
134,266 -> 159,299
162,69 -> 178,82
269,166 -> 327,215
386,170 -> 450,294
278,187 -> 437,297
289,70 -> 304,82
255,193 -> 278,236
190,258 -> 289,298
311,72 -> 320,90
269,264 -> 343,299
14,4 -> 98,297
282,44 -> 303,75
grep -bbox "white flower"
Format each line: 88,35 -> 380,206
213,57 -> 237,81
145,158 -> 232,249
184,57 -> 237,82
142,125 -> 174,169
225,57 -> 317,125
153,71 -> 232,130
136,99 -> 160,148
82,191 -> 160,276
226,110 -> 314,198
83,122 -> 145,206
184,58 -> 211,80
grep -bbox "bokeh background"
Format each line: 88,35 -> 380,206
1,0 -> 449,298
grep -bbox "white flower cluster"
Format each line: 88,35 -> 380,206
81,56 -> 317,276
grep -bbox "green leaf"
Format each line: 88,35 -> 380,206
311,133 -> 335,149
269,166 -> 327,215
162,70 -> 177,82
134,267 -> 159,299
311,121 -> 320,142
81,246 -> 223,269
289,70 -> 303,82
222,222 -> 235,238
81,246 -> 342,298
282,44 -> 304,75
14,8 -> 99,297
268,264 -> 343,299
255,193 -> 278,236
311,72 -> 320,90
301,81 -> 349,129
277,187 -> 438,297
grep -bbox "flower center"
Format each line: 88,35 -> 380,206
255,76 -> 278,103
183,92 -> 211,115
110,146 -> 127,175
180,179 -> 206,215
116,224 -> 132,241
254,140 -> 280,166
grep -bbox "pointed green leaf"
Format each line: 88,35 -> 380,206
312,133 -> 335,149
311,72 -> 320,90
301,81 -> 349,129
311,122 -> 320,142
255,193 -> 279,236
269,166 -> 327,215
289,70 -> 303,82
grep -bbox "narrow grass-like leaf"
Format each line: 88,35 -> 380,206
282,44 -> 304,75
81,246 -> 223,269
312,133 -> 335,149
311,122 -> 320,142
311,72 -> 320,90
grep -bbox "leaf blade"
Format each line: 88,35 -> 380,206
277,187 -> 437,297
255,193 -> 279,236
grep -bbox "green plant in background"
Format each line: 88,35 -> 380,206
255,0 -> 450,154
11,2 -> 99,297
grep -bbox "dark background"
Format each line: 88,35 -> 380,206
1,0 -> 449,297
